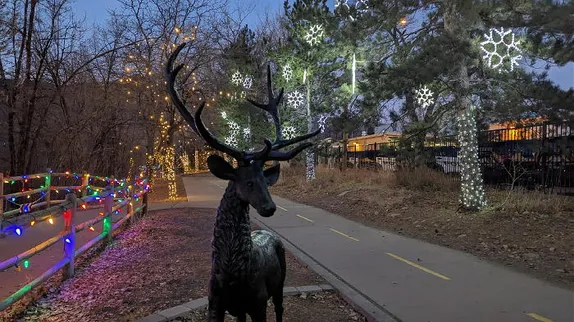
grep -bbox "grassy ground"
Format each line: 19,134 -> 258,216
271,166 -> 574,289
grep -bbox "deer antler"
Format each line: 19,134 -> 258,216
247,65 -> 321,161
165,43 -> 199,135
165,42 -> 274,162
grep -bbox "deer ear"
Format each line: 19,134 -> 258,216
207,155 -> 236,181
264,163 -> 280,186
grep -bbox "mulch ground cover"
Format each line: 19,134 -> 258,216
176,291 -> 365,322
10,207 -> 364,322
272,166 -> 574,289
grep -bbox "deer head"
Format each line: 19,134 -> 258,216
165,43 -> 320,217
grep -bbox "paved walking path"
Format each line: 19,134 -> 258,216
181,174 -> 573,322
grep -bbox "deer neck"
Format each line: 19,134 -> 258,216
212,182 -> 253,280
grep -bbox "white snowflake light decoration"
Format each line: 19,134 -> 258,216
335,0 -> 350,10
231,71 -> 243,86
318,114 -> 329,133
282,126 -> 297,140
480,27 -> 522,72
335,0 -> 369,21
224,136 -> 238,147
228,121 -> 240,137
243,76 -> 252,89
282,64 -> 293,82
243,128 -> 251,140
304,24 -> 324,46
355,0 -> 369,16
221,111 -> 227,119
414,85 -> 434,109
287,90 -> 304,109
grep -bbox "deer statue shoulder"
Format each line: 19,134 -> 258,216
165,43 -> 320,322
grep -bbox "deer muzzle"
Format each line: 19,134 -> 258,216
258,203 -> 277,217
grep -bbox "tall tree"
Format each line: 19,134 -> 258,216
360,0 -> 573,210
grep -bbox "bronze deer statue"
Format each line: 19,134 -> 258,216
165,43 -> 320,322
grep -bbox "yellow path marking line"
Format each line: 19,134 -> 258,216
329,228 -> 359,242
526,313 -> 553,322
296,214 -> 314,223
385,252 -> 451,281
277,205 -> 288,212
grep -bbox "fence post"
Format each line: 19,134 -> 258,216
142,191 -> 149,217
45,169 -> 51,208
128,201 -> 135,225
103,186 -> 113,244
63,193 -> 77,279
82,173 -> 90,197
0,172 -> 4,218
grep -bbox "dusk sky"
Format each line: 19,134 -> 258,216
72,0 -> 573,90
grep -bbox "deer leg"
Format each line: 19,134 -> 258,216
236,312 -> 247,322
207,298 -> 225,322
208,278 -> 225,322
272,290 -> 284,322
248,299 -> 268,322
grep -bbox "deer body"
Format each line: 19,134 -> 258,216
209,183 -> 286,321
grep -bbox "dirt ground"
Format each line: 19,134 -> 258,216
10,208 -> 363,321
272,166 -> 574,289
176,291 -> 365,322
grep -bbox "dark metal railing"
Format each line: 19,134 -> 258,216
319,122 -> 574,192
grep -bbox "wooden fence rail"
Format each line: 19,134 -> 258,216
0,172 -> 149,312
0,170 -> 120,220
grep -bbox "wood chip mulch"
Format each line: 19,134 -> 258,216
176,291 -> 366,322
11,207 -> 363,322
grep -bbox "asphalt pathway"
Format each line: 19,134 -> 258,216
181,174 -> 574,322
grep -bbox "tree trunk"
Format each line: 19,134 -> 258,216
305,79 -> 315,181
342,131 -> 349,171
444,3 -> 487,211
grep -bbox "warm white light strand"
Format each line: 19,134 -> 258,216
456,108 -> 487,210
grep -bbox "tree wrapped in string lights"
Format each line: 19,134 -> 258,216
456,106 -> 487,209
153,113 -> 177,199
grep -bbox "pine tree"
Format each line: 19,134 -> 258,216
358,0 -> 564,210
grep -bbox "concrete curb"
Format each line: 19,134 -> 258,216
136,284 -> 334,322
253,217 -> 400,322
